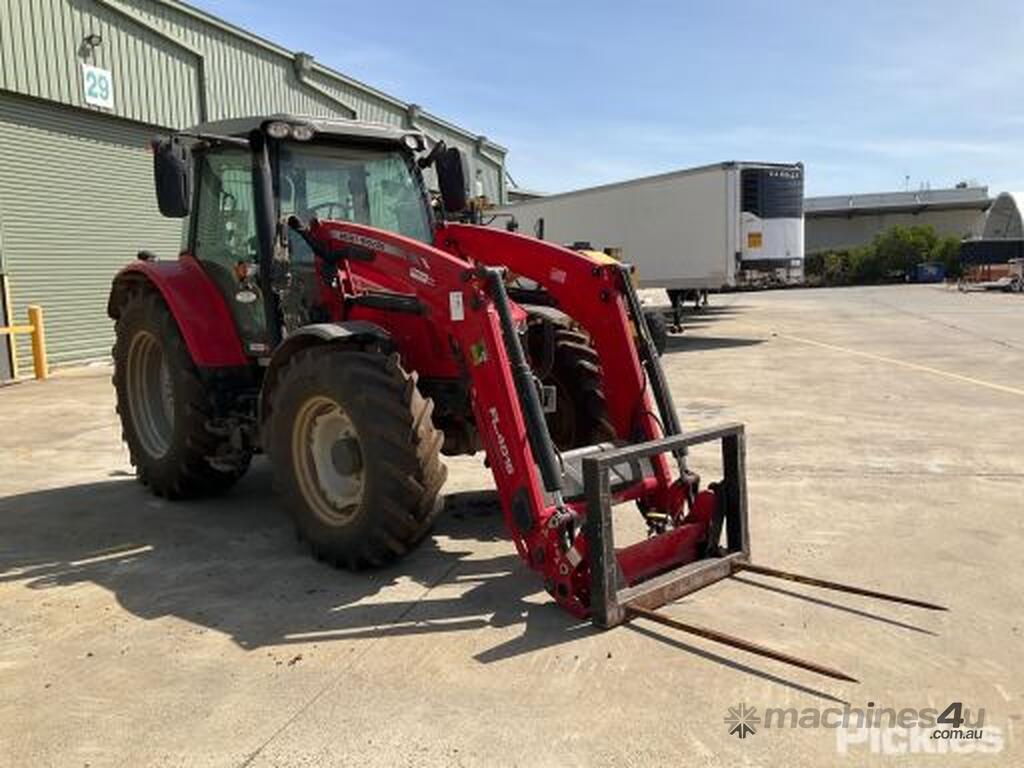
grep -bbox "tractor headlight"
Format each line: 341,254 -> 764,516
265,121 -> 315,141
403,133 -> 424,151
290,123 -> 315,141
265,121 -> 291,139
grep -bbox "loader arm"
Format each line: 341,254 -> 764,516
437,224 -> 665,444
302,218 -> 681,617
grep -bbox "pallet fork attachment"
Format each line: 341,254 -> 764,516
582,425 -> 946,682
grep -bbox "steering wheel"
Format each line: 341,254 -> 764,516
307,201 -> 348,221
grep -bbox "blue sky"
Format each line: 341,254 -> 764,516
190,1 -> 1023,196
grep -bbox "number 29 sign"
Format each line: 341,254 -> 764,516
82,63 -> 114,109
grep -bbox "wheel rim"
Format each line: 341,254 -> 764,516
126,331 -> 175,459
292,395 -> 365,526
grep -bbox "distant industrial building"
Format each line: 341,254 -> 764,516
507,187 -> 546,203
959,192 -> 1024,269
804,186 -> 991,253
978,192 -> 1023,239
1,0 -> 506,377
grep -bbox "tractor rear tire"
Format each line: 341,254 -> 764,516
268,346 -> 446,568
113,288 -> 250,498
540,329 -> 616,450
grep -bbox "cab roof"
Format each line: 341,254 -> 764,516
186,114 -> 423,145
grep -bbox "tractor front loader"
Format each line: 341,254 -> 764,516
109,115 -> 942,682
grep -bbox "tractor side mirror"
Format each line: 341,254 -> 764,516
152,136 -> 193,218
435,146 -> 468,213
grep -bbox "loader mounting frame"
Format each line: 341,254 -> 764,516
585,423 -> 749,628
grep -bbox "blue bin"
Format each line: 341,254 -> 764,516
914,263 -> 946,283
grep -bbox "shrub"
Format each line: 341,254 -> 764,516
805,224 -> 961,285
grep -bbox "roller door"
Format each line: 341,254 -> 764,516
0,91 -> 180,368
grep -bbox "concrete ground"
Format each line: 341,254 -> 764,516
1,284 -> 1021,767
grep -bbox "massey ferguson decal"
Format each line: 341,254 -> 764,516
328,228 -> 431,272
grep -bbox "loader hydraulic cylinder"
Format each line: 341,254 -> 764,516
484,267 -> 563,495
615,264 -> 685,468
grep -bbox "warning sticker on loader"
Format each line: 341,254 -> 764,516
747,232 -> 763,249
449,291 -> 465,321
469,340 -> 488,366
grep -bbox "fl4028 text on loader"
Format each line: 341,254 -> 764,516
109,116 -> 942,681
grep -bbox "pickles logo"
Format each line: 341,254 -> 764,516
725,703 -> 760,739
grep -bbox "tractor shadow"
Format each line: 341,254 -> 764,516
0,465 -> 847,700
0,464 -> 592,660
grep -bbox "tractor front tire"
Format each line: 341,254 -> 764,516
113,288 -> 250,498
541,329 -> 616,450
268,346 -> 446,568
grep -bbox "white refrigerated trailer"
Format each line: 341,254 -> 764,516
494,161 -> 805,294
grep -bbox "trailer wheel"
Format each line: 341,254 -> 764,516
113,288 -> 250,498
535,328 -> 616,450
644,311 -> 669,356
269,346 -> 446,568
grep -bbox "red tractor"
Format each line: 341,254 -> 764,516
110,116 -> 939,673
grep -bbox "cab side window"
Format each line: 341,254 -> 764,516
193,149 -> 257,274
191,148 -> 266,346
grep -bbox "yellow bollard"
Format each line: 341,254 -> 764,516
28,305 -> 48,380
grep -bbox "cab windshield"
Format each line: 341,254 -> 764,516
277,143 -> 432,261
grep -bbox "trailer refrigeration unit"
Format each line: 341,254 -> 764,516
494,161 -> 805,298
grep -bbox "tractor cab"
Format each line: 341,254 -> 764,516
153,115 -> 468,355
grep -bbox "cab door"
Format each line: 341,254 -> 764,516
190,148 -> 269,354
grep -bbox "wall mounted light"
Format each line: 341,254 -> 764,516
80,33 -> 102,58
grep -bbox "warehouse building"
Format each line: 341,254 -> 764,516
804,186 -> 991,253
0,0 -> 507,378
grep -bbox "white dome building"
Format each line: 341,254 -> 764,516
980,192 -> 1024,239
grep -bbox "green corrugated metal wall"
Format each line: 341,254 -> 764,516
0,92 -> 181,368
0,0 -> 505,198
0,0 -> 507,368
0,0 -> 201,126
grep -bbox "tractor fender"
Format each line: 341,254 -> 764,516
258,321 -> 392,426
108,257 -> 248,367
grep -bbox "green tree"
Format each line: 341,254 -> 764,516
805,224 -> 961,285
930,236 -> 962,278
871,225 -> 937,279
